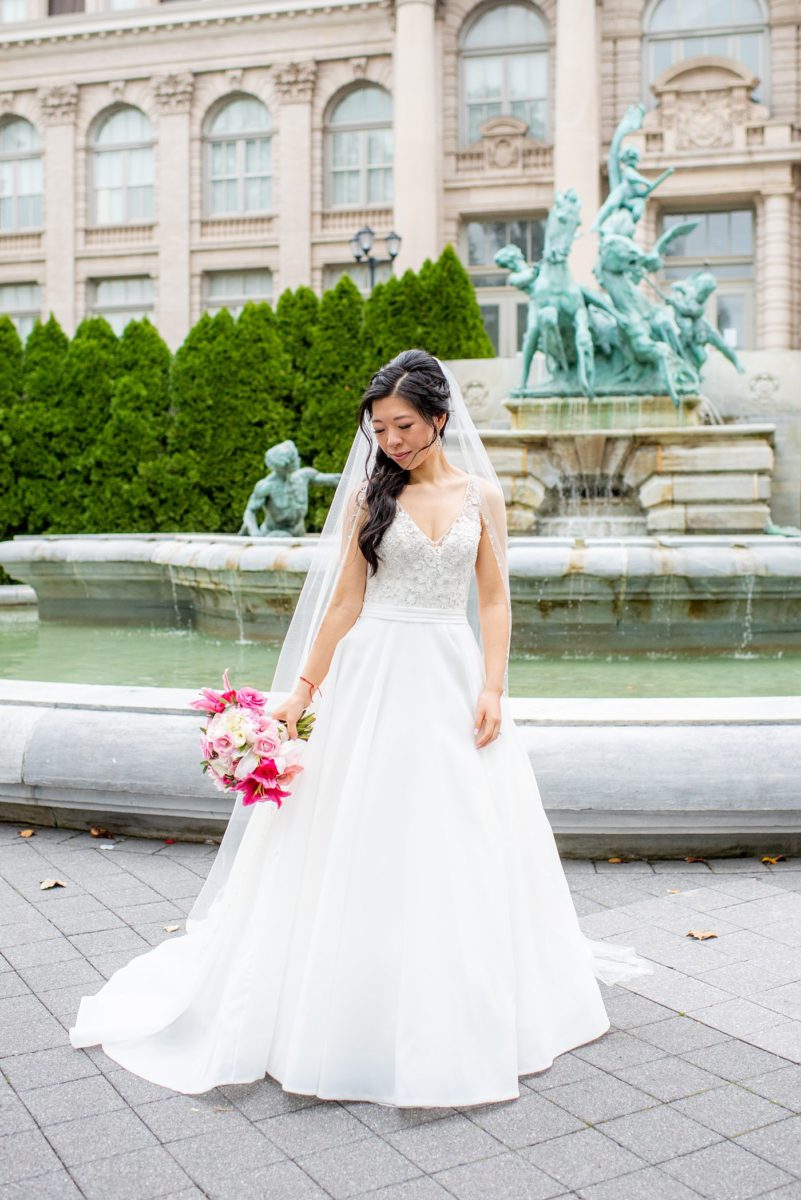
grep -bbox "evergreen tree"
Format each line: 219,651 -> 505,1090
167,308 -> 237,531
83,318 -> 172,532
0,317 -> 24,549
50,317 -> 119,532
297,276 -> 365,529
420,244 -> 494,359
360,280 -> 387,379
223,302 -> 296,530
12,316 -> 69,535
276,286 -> 320,427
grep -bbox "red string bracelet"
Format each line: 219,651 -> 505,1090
299,674 -> 322,700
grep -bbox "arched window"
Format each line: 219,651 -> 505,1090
460,3 -> 549,146
325,85 -> 393,208
0,118 -> 43,231
644,0 -> 767,101
205,96 -> 272,216
91,106 -> 154,225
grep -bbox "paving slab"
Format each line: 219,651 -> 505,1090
2,829 -> 801,1200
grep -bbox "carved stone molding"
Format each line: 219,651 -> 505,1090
152,72 -> 195,115
38,83 -> 78,126
351,57 -> 368,77
225,68 -> 244,90
273,61 -> 316,104
0,93 -> 14,115
108,79 -> 126,101
641,56 -> 771,155
456,114 -> 553,176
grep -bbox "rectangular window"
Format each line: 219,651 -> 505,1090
463,215 -> 546,356
204,269 -> 273,317
660,208 -> 755,350
48,0 -> 84,13
0,282 -> 40,338
0,0 -> 26,21
89,276 -> 153,334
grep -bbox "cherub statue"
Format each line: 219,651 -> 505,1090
592,104 -> 674,235
666,272 -> 745,375
238,440 -> 341,537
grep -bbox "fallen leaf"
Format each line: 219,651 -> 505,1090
19,829 -> 35,838
163,924 -> 181,933
761,855 -> 786,865
39,879 -> 68,890
685,856 -> 706,863
89,827 -> 113,839
163,838 -> 176,845
686,929 -> 717,940
607,857 -> 623,864
212,1106 -> 233,1112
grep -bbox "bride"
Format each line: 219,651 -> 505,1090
69,348 -> 652,1106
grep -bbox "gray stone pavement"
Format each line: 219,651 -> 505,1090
2,823 -> 801,1200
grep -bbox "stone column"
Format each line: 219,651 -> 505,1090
275,62 -> 316,292
393,0 -> 439,272
152,73 -> 194,350
760,190 -> 793,351
553,0 -> 600,285
39,85 -> 78,333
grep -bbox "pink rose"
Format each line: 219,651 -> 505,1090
236,687 -> 265,712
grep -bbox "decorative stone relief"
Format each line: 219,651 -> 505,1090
462,380 -> 494,424
749,372 -> 780,404
152,72 -> 195,115
641,57 -> 771,155
0,94 -> 14,115
225,69 -> 244,90
38,83 -> 79,126
273,62 -> 317,103
108,80 -> 126,101
456,114 -> 552,176
351,57 -> 368,77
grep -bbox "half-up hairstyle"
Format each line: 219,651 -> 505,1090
357,349 -> 451,575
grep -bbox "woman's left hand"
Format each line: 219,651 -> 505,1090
473,688 -> 502,748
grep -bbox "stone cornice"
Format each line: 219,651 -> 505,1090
0,0 -> 386,50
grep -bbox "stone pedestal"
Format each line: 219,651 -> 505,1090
506,393 -> 704,431
482,423 -> 776,536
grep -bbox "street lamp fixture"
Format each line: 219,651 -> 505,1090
350,226 -> 402,290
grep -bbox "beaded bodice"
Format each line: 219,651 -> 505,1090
362,474 -> 482,611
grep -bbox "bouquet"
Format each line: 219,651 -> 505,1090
190,670 -> 315,808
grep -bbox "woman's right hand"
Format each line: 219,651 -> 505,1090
269,686 -> 311,739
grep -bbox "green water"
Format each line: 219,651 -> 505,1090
1,622 -> 799,697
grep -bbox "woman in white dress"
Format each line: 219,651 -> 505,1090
70,349 -> 652,1105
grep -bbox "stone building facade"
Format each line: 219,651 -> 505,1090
0,0 -> 799,353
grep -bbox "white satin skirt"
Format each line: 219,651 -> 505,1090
69,601 -> 652,1104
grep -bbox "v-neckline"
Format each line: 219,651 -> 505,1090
396,475 -> 474,547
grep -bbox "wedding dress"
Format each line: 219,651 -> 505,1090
70,469 -> 652,1104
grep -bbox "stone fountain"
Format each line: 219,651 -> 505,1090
4,105 -> 798,655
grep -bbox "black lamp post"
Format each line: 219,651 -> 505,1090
349,226 -> 402,290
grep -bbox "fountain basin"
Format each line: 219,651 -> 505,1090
2,679 -> 799,857
2,531 -> 800,654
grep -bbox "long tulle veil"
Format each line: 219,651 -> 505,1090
186,360 -> 511,930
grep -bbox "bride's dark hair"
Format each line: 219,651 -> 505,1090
356,348 -> 451,575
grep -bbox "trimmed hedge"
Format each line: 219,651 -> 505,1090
1,247 -> 494,541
